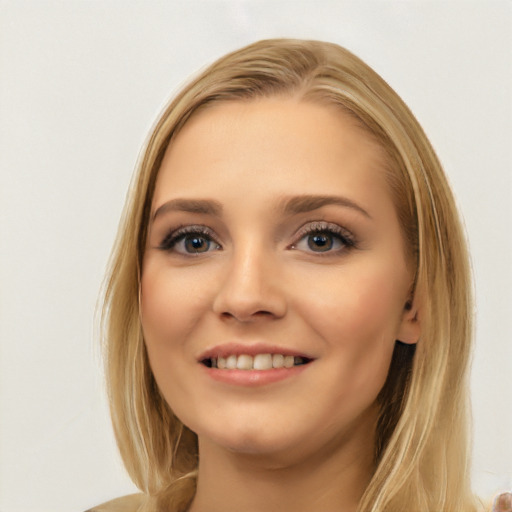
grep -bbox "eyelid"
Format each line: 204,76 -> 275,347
294,221 -> 355,240
155,221 -> 356,255
289,221 -> 357,252
158,224 -> 222,253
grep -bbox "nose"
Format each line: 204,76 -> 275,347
212,242 -> 287,322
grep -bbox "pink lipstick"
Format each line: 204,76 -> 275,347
198,343 -> 314,386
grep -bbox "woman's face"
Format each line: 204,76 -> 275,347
141,98 -> 419,463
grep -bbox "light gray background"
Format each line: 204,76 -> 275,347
0,1 -> 510,511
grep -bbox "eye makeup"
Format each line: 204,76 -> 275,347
156,219 -> 358,259
289,221 -> 358,255
158,224 -> 222,255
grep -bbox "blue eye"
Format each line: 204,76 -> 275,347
159,226 -> 221,255
292,222 -> 355,254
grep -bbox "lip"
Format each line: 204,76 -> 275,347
201,364 -> 310,387
197,342 -> 315,387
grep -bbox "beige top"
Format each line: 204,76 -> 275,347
85,493 -> 145,512
86,491 -> 512,512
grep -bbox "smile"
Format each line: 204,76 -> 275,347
201,354 -> 311,370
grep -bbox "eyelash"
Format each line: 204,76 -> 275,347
290,221 -> 357,255
157,222 -> 357,256
158,225 -> 221,255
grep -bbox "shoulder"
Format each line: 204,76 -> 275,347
84,493 -> 145,512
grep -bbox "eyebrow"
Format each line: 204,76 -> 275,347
152,198 -> 223,221
281,195 -> 371,219
151,194 -> 371,222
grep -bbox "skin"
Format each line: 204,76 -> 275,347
141,98 -> 420,512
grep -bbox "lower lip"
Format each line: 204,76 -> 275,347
201,364 -> 310,387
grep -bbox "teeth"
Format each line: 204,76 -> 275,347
236,354 -> 253,370
206,353 -> 309,370
253,354 -> 272,370
272,354 -> 284,368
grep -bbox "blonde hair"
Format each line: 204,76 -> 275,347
102,39 -> 477,512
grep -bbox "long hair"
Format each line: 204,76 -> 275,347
102,39 -> 476,511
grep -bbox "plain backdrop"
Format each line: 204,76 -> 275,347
0,1 -> 511,511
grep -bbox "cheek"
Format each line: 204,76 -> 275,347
304,266 -> 407,343
140,263 -> 212,347
139,264 -> 209,420
297,263 -> 408,395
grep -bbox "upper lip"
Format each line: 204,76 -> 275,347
197,342 -> 315,361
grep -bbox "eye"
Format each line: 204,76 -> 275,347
305,232 -> 337,252
159,226 -> 222,255
291,222 -> 356,254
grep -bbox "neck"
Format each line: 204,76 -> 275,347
188,415 -> 376,512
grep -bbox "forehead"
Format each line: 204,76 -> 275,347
153,98 -> 392,210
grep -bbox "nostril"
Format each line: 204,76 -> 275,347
253,310 -> 273,317
219,309 -> 274,321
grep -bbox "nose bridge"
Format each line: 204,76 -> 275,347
212,234 -> 286,320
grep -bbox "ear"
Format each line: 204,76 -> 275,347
397,296 -> 421,345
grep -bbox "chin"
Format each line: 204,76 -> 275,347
218,429 -> 290,454
199,421 -> 302,459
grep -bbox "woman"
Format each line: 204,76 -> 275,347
93,39 -> 480,512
